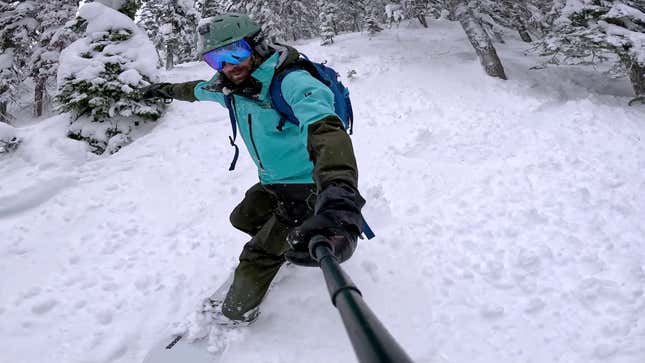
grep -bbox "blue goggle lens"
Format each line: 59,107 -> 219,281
203,39 -> 252,71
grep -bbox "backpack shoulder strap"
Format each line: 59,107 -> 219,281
269,65 -> 302,130
223,94 -> 240,171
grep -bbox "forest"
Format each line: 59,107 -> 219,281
1,0 -> 643,152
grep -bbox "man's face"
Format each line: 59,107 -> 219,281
221,56 -> 254,85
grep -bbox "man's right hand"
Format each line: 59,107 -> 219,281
140,83 -> 173,101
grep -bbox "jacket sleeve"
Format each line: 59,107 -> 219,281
307,116 -> 359,190
194,75 -> 227,106
280,70 -> 359,190
158,80 -> 204,102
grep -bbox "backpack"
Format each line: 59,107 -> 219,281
222,54 -> 353,173
269,54 -> 354,134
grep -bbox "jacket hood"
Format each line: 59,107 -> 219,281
258,42 -> 300,71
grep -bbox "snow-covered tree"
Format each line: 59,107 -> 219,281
541,0 -> 645,100
242,1 -> 288,42
226,1 -> 287,42
365,15 -> 384,37
284,0 -> 320,41
319,1 -> 338,45
200,0 -> 230,18
137,2 -> 163,61
0,1 -> 37,124
385,3 -> 405,28
83,0 -> 142,20
470,1 -> 556,44
173,1 -> 200,63
139,0 -> 199,70
329,0 -> 363,33
472,1 -> 530,43
403,0 -> 430,27
30,0 -> 79,117
365,0 -> 390,22
55,2 -> 163,154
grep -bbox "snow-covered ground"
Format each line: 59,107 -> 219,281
1,20 -> 644,363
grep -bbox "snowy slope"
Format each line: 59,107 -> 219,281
1,20 -> 644,363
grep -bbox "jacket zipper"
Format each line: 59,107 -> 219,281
247,113 -> 265,170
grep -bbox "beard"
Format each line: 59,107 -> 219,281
223,56 -> 255,85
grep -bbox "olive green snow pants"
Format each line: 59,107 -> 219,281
222,183 -> 316,320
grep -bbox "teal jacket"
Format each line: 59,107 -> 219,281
193,52 -> 338,185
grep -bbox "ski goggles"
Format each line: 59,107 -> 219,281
202,39 -> 252,71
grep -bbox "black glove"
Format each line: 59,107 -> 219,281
286,182 -> 365,266
140,83 -> 173,102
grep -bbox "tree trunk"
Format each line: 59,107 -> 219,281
34,77 -> 46,117
516,18 -> 533,43
417,15 -> 428,28
165,44 -> 174,71
518,28 -> 532,43
511,4 -> 532,43
0,102 -> 10,125
353,15 -> 361,32
483,22 -> 504,43
629,60 -> 644,96
455,3 -> 507,80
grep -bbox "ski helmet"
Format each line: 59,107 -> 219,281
198,14 -> 261,54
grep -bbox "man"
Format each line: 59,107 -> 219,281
141,13 -> 365,325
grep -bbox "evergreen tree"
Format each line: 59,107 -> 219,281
0,1 -> 37,124
255,1 -> 288,42
327,0 -> 362,33
174,0 -> 200,63
200,0 -> 230,18
364,0 -> 389,23
404,0 -> 430,27
361,0 -> 387,36
284,0 -> 319,41
385,3 -> 405,28
228,0 -> 287,42
137,1 -> 164,58
474,0 -> 554,43
83,0 -> 142,20
55,2 -> 163,154
365,15 -> 384,37
319,1 -> 338,45
30,0 -> 79,117
541,0 -> 645,99
138,0 -> 199,70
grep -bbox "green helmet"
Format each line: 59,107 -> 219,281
199,13 -> 261,53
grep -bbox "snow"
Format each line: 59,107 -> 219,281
602,21 -> 645,62
0,121 -> 16,139
117,69 -> 143,86
606,3 -> 645,25
89,0 -> 128,12
0,48 -> 14,70
2,19 -> 645,363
